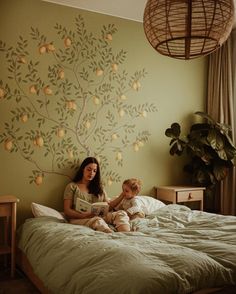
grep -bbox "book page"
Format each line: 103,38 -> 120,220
91,202 -> 109,217
75,198 -> 92,213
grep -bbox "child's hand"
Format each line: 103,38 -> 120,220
127,211 -> 132,218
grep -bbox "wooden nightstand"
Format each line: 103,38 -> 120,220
0,195 -> 19,277
156,186 -> 205,211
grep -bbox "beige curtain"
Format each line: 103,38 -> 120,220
207,29 -> 236,215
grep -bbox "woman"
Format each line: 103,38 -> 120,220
64,157 -> 130,233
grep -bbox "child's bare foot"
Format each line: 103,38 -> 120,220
103,228 -> 113,233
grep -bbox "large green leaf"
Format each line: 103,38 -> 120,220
213,164 -> 228,181
195,111 -> 216,124
215,122 -> 231,135
217,149 -> 228,161
190,123 -> 211,133
193,169 -> 214,185
225,132 -> 236,150
165,123 -> 181,138
207,129 -> 224,150
224,144 -> 236,159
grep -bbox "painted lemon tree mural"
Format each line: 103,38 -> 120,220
0,15 -> 157,187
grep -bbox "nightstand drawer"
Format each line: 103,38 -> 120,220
156,186 -> 205,211
177,190 -> 203,202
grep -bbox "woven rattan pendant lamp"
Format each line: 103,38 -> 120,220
143,0 -> 235,60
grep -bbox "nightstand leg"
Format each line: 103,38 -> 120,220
200,200 -> 203,211
3,217 -> 9,268
11,203 -> 16,278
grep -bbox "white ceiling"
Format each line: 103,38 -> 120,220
43,0 -> 236,27
43,0 -> 147,22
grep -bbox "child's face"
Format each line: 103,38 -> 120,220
122,184 -> 137,199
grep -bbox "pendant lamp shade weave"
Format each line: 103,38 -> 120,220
143,0 -> 235,60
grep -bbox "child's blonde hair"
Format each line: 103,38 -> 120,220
123,178 -> 142,194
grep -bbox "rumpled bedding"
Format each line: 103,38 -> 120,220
17,204 -> 236,294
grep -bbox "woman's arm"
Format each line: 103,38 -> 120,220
64,199 -> 94,219
108,192 -> 125,210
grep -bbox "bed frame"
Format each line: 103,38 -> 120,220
16,248 -> 51,294
16,248 -> 235,294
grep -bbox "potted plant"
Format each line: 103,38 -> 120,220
165,111 -> 236,211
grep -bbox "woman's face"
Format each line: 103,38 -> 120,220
83,163 -> 97,181
122,184 -> 137,199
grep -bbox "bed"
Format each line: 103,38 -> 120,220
17,204 -> 236,294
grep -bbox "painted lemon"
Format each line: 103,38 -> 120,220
0,88 -> 5,98
132,81 -> 138,91
116,152 -> 122,160
71,101 -> 77,110
107,179 -> 113,186
133,143 -> 139,152
4,139 -> 13,151
36,136 -> 44,147
106,33 -> 113,41
21,114 -> 28,123
39,45 -> 47,54
141,110 -> 147,118
111,133 -> 118,140
93,96 -> 100,105
67,149 -> 74,159
58,69 -> 65,79
29,85 -> 37,94
66,100 -> 77,110
64,37 -> 72,47
119,109 -> 125,117
47,43 -> 55,52
57,128 -> 65,138
66,101 -> 72,109
35,175 -> 43,185
111,63 -> 118,72
43,86 -> 53,95
96,68 -> 103,77
85,121 -> 91,129
18,56 -> 26,64
137,140 -> 144,147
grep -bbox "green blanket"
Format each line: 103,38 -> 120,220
18,204 -> 236,294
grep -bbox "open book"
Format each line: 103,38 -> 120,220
75,198 -> 109,217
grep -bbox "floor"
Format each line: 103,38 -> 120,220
0,263 -> 235,294
0,264 -> 40,294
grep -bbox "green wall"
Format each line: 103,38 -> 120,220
0,0 -> 207,225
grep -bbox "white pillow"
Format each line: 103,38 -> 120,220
31,202 -> 66,221
138,196 -> 166,214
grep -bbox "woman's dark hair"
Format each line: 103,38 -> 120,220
73,157 -> 103,197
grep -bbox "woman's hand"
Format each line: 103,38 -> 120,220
80,211 -> 95,218
64,199 -> 95,219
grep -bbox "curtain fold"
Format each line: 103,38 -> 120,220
207,29 -> 236,215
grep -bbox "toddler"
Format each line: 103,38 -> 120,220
112,178 -> 165,220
